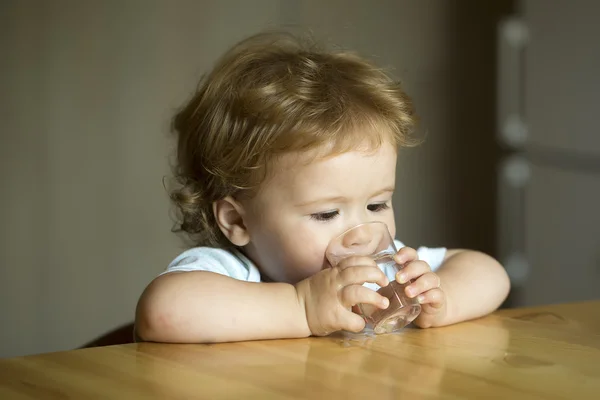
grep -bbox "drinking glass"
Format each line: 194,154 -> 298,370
326,222 -> 421,334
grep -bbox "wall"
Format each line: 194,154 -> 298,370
0,1 -> 510,357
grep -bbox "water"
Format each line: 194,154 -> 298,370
358,255 -> 421,334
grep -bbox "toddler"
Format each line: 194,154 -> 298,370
135,32 -> 510,343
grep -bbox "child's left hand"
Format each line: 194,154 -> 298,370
394,247 -> 447,328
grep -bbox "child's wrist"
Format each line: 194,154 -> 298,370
293,280 -> 312,337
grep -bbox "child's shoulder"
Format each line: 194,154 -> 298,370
162,246 -> 261,282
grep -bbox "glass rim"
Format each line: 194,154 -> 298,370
331,221 -> 392,242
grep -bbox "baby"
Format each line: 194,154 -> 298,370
135,32 -> 510,343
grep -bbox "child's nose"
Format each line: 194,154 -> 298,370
342,224 -> 374,249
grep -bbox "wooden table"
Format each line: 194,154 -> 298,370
1,301 -> 599,399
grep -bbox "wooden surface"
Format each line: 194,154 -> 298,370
1,301 -> 599,399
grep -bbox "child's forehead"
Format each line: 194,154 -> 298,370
268,148 -> 371,176
271,139 -> 394,168
262,142 -> 397,188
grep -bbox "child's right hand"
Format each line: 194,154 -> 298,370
294,256 -> 390,336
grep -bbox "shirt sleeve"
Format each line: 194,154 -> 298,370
394,240 -> 447,272
161,247 -> 260,282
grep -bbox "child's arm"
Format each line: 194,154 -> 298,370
135,271 -> 310,343
435,250 -> 510,325
135,259 -> 390,343
394,248 -> 510,328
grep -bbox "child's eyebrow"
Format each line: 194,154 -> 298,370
295,187 -> 395,208
295,196 -> 348,208
370,187 -> 395,198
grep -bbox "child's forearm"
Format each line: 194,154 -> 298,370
436,250 -> 510,326
135,271 -> 311,343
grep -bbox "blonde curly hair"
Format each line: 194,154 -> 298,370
170,31 -> 418,248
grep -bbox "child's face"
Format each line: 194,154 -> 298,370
240,141 -> 397,284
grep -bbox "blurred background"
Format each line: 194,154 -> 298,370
1,0 -> 598,358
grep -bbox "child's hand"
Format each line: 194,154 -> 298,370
295,256 -> 390,336
394,247 -> 447,328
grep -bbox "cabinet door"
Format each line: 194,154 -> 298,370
523,0 -> 600,157
522,163 -> 600,306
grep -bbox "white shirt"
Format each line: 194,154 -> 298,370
163,240 -> 446,290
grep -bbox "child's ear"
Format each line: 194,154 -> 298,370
213,196 -> 250,246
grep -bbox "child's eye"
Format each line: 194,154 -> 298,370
367,203 -> 390,212
310,210 -> 339,222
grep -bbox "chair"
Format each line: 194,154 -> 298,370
81,322 -> 135,348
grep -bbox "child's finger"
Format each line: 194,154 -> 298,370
341,311 -> 368,333
339,265 -> 389,288
396,260 -> 432,284
415,287 -> 445,307
340,284 -> 389,310
393,246 -> 418,265
404,271 -> 441,298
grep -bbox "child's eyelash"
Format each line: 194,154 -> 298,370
310,203 -> 389,222
310,210 -> 339,221
367,203 -> 390,212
